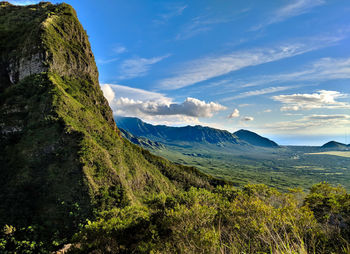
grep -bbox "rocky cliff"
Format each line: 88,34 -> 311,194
0,2 -> 219,248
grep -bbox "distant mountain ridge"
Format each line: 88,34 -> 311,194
115,116 -> 242,145
234,129 -> 279,148
321,141 -> 350,150
115,116 -> 279,148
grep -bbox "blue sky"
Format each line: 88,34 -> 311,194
10,0 -> 350,145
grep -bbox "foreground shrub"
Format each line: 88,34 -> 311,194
70,183 -> 350,253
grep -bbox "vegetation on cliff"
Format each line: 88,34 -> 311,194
0,2 -> 219,251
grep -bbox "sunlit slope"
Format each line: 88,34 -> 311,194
0,2 -> 220,239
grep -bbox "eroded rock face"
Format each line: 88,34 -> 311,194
0,2 -> 99,87
8,51 -> 48,84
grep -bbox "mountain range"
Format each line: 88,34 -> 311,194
115,116 -> 279,148
116,116 -> 347,150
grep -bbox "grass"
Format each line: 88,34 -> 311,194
146,143 -> 350,192
307,151 -> 350,158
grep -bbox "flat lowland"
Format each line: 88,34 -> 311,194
307,151 -> 350,158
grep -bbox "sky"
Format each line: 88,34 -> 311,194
9,0 -> 350,145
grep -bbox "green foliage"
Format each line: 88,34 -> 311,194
304,182 -> 350,252
0,225 -> 46,254
72,183 -> 350,254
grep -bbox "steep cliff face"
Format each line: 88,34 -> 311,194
0,2 -> 98,83
0,2 -> 218,245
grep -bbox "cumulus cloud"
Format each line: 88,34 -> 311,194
101,83 -> 170,103
119,54 -> 170,79
241,116 -> 254,122
228,109 -> 240,118
101,84 -> 115,103
272,90 -> 350,111
158,37 -> 341,90
101,84 -> 226,125
115,97 -> 226,118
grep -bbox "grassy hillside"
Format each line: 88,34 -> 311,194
0,2 -> 220,251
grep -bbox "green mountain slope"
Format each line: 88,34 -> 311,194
0,2 -> 220,248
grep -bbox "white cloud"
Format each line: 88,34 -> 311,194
119,54 -> 170,79
97,57 -> 119,65
263,109 -> 272,113
101,83 -> 170,102
115,97 -> 226,118
253,0 -> 325,30
175,8 -> 249,40
241,116 -> 254,122
113,46 -> 127,54
238,104 -> 253,107
101,84 -> 226,125
239,57 -> 350,89
158,37 -> 341,90
222,86 -> 296,102
228,109 -> 240,118
176,16 -> 230,40
274,0 -> 325,22
265,114 -> 350,134
272,90 -> 350,111
101,84 -> 115,103
161,4 -> 187,20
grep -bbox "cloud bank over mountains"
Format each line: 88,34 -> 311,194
101,84 -> 226,124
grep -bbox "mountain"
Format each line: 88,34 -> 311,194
234,129 -> 279,148
0,2 -> 220,248
115,116 -> 243,145
321,141 -> 349,150
119,128 -> 165,150
115,116 -> 279,148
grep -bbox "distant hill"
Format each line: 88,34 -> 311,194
115,116 -> 243,145
234,129 -> 279,148
115,117 -> 279,148
321,141 -> 349,150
